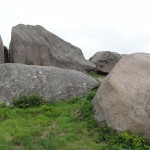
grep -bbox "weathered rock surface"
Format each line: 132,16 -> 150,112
93,53 -> 150,137
9,24 -> 95,72
0,36 -> 4,63
90,51 -> 121,74
0,63 -> 97,103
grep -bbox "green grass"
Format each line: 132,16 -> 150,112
0,91 -> 101,150
89,71 -> 106,81
0,72 -> 149,149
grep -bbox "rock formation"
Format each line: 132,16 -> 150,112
4,46 -> 9,63
0,36 -> 4,63
9,24 -> 95,72
93,53 -> 150,138
90,51 -> 121,74
0,63 -> 97,103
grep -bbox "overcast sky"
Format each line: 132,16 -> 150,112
0,0 -> 150,59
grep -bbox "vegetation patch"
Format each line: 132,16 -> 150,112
89,71 -> 106,81
13,94 -> 45,109
0,75 -> 150,149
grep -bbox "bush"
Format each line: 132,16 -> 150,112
93,123 -> 150,149
13,94 -> 45,109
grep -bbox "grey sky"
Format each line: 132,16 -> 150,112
0,0 -> 150,59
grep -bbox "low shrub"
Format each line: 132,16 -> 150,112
93,123 -> 150,149
13,94 -> 45,109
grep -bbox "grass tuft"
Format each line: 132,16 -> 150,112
89,71 -> 106,81
13,94 -> 45,109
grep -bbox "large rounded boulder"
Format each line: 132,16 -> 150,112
0,36 -> 4,63
0,63 -> 97,103
93,53 -> 150,137
9,24 -> 95,72
90,51 -> 121,74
